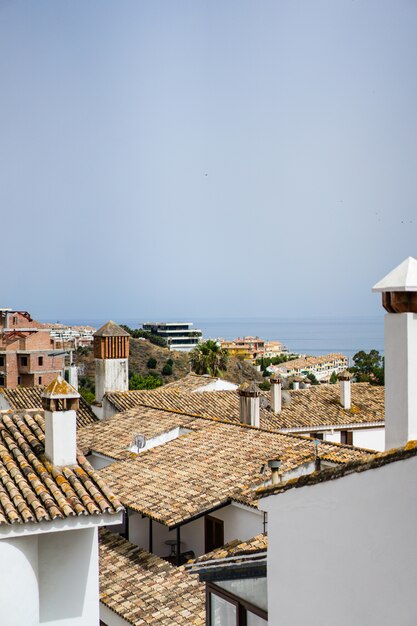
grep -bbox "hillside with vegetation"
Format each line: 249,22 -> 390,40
76,336 -> 263,402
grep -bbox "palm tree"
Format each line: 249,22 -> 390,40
189,340 -> 229,376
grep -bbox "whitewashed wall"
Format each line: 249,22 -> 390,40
0,527 -> 100,626
127,504 -> 263,558
0,535 -> 39,626
352,427 -> 385,451
260,454 -> 417,626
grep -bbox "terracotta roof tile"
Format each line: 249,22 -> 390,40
0,410 -> 122,525
0,386 -> 98,428
99,529 -> 205,625
104,382 -> 384,431
162,373 -> 221,392
98,420 -> 372,527
193,533 -> 268,564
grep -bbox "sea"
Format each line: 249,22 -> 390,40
47,316 -> 385,363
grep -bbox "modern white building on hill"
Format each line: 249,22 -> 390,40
0,376 -> 123,626
142,321 -> 202,351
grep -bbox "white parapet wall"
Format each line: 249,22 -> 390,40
260,454 -> 417,626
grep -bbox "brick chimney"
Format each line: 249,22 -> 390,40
238,382 -> 261,427
270,374 -> 282,414
41,375 -> 80,466
94,321 -> 130,404
373,256 -> 417,449
337,370 -> 352,410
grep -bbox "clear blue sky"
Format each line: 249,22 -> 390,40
1,0 -> 416,320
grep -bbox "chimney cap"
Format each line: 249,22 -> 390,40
372,256 -> 417,293
337,370 -> 353,381
291,375 -> 305,383
270,374 -> 283,384
268,459 -> 282,470
238,381 -> 261,397
94,320 -> 130,337
42,375 -> 80,400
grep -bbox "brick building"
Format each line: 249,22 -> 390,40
0,309 -> 64,388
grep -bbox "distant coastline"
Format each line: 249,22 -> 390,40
40,316 -> 384,361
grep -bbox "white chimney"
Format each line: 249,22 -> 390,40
41,375 -> 80,466
238,382 -> 261,427
65,364 -> 79,390
94,321 -> 130,404
292,376 -> 303,390
373,256 -> 417,450
337,370 -> 352,409
270,375 -> 282,414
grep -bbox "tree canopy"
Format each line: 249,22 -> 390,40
350,350 -> 384,385
189,340 -> 229,376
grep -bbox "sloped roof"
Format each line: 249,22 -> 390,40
99,529 -> 205,626
98,419 -> 372,527
104,383 -> 384,432
373,256 -> 417,292
0,410 -> 122,526
193,533 -> 268,565
78,405 -> 212,461
258,440 -> 417,499
0,386 -> 98,428
94,320 -> 130,337
163,373 -> 226,392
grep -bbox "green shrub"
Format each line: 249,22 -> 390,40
147,357 -> 157,369
162,363 -> 173,376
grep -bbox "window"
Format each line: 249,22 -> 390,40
12,316 -> 17,325
0,376 -> 4,387
341,430 -> 353,446
0,356 -> 4,367
205,516 -> 224,553
38,356 -> 43,366
20,356 -> 28,367
38,377 -> 42,385
208,584 -> 268,626
17,377 -> 21,385
311,432 -> 323,440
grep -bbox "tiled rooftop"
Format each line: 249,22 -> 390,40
193,533 -> 268,564
0,410 -> 122,525
104,382 -> 384,432
258,439 -> 417,499
99,529 -> 205,626
275,353 -> 347,372
98,420 -> 372,527
0,385 -> 98,428
162,373 -> 221,392
78,405 -> 211,461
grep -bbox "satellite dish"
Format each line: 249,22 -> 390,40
134,434 -> 146,450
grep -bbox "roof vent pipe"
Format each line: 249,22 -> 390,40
270,375 -> 282,414
238,382 -> 261,428
292,376 -> 304,390
337,370 -> 352,410
268,459 -> 281,485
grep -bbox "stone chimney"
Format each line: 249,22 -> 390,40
270,374 -> 282,414
238,382 -> 261,427
41,375 -> 80,466
94,321 -> 130,404
337,370 -> 352,410
373,256 -> 417,450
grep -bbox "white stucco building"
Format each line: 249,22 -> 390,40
258,257 -> 417,626
0,376 -> 123,625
